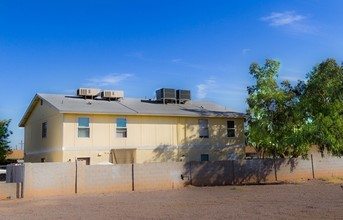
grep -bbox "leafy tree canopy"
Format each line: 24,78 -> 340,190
301,58 -> 343,156
246,59 -> 307,158
246,58 -> 343,158
0,119 -> 12,163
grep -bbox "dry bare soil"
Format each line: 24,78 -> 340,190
1,180 -> 343,220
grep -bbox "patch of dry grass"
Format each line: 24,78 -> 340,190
319,177 -> 343,184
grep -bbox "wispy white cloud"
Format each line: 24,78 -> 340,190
86,73 -> 133,87
261,11 -> 317,34
261,11 -> 305,26
196,79 -> 216,99
194,81 -> 248,112
242,48 -> 251,55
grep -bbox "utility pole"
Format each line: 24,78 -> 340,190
19,140 -> 24,150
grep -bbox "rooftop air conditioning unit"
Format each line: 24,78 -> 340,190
77,88 -> 101,97
156,88 -> 176,101
176,90 -> 191,102
101,90 -> 124,99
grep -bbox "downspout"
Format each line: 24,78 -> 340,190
177,117 -> 180,161
61,114 -> 65,162
184,119 -> 188,146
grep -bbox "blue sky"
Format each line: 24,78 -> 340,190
1,0 -> 343,149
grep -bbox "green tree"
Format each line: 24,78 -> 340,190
246,59 -> 308,158
0,119 -> 12,163
301,58 -> 343,156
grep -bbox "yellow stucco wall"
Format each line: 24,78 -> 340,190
24,102 -> 245,164
61,147 -> 244,164
61,114 -> 245,164
25,150 -> 63,162
62,114 -> 244,148
24,98 -> 63,162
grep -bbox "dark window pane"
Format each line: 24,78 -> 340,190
201,154 -> 209,161
42,122 -> 47,138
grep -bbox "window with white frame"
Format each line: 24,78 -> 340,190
116,118 -> 127,138
78,117 -> 90,138
227,120 -> 235,137
199,119 -> 209,138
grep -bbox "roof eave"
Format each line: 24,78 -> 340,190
19,94 -> 61,127
59,111 -> 246,118
19,94 -> 40,127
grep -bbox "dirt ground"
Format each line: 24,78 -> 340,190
1,179 -> 343,220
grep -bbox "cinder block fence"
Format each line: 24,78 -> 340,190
2,155 -> 343,199
8,162 -> 188,198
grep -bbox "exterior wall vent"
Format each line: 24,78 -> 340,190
176,90 -> 191,103
101,90 -> 124,100
77,88 -> 100,98
156,88 -> 176,104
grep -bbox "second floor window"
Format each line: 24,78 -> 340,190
199,119 -> 209,138
78,117 -> 90,138
227,121 -> 235,137
42,122 -> 47,138
116,118 -> 127,138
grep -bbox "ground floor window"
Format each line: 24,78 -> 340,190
77,157 -> 90,165
200,154 -> 209,161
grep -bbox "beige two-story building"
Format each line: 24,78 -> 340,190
19,88 -> 246,164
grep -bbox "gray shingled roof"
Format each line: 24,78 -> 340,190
19,93 -> 245,126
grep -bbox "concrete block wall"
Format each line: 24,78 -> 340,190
313,156 -> 343,178
24,162 -> 76,198
190,157 -> 343,185
20,162 -> 187,198
77,164 -> 132,194
275,158 -> 313,181
134,162 -> 186,190
190,161 -> 234,186
13,156 -> 343,198
0,182 -> 17,200
190,160 -> 276,186
234,159 -> 276,184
